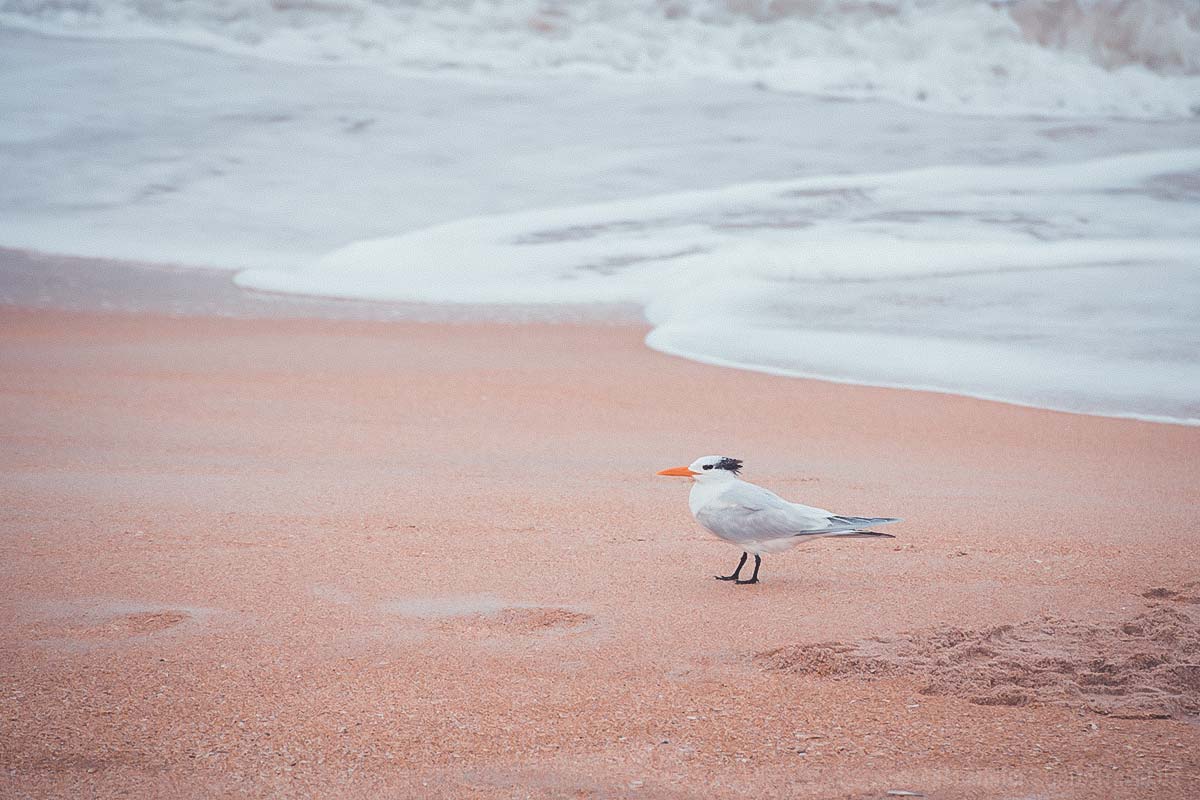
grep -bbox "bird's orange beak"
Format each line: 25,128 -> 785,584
656,466 -> 698,477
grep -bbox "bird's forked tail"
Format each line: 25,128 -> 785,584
817,515 -> 902,538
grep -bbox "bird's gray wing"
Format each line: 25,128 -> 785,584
695,482 -> 836,542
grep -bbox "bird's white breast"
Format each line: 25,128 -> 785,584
688,479 -> 733,518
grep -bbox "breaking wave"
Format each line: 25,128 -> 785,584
2,0 -> 1199,118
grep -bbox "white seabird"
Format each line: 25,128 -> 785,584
657,455 -> 901,584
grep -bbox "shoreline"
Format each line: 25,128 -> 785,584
0,247 -> 643,325
4,246 -> 1196,429
645,340 -> 1200,429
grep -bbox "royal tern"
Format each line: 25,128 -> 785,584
657,456 -> 900,585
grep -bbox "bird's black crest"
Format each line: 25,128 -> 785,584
716,457 -> 743,474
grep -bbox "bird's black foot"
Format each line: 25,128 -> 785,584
716,552 -> 749,582
735,554 -> 763,585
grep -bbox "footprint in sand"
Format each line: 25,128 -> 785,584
378,595 -> 593,637
438,606 -> 594,636
1142,584 -> 1200,604
759,587 -> 1200,721
29,601 -> 200,646
86,610 -> 190,638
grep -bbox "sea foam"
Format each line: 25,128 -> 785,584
238,150 -> 1200,423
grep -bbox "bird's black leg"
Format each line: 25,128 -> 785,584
735,554 -> 762,585
715,551 -> 748,581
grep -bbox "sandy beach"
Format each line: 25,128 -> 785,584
5,1 -> 1200,795
1,302 -> 1197,798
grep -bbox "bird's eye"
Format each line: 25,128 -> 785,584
702,465 -> 713,470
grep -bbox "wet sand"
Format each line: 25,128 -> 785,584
1,306 -> 1198,798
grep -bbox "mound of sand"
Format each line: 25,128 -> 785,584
759,589 -> 1200,720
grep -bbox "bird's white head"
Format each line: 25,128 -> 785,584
656,455 -> 743,482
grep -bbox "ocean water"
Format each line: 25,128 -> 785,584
4,0 -> 1199,117
1,1 -> 1199,423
